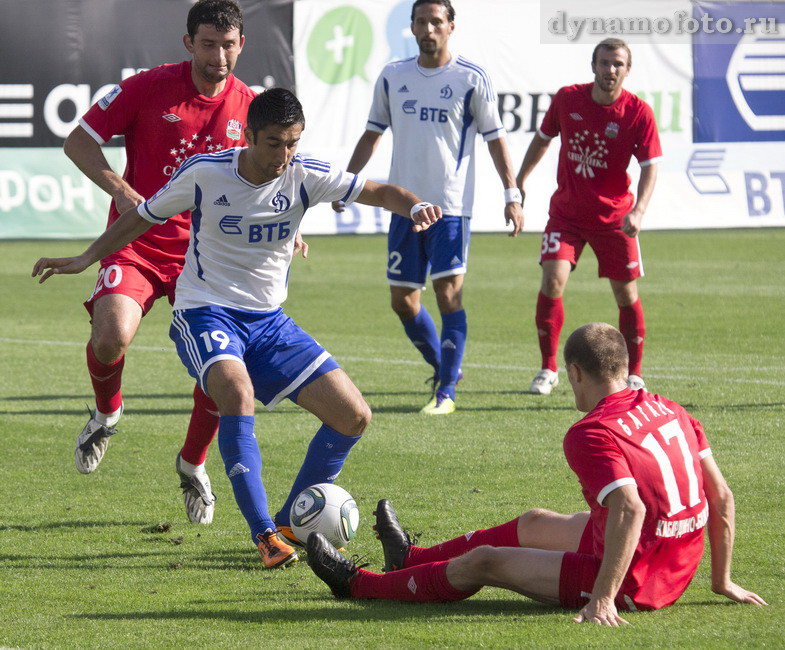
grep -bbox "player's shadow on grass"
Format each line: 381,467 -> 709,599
70,598 -> 565,623
370,403 -> 575,414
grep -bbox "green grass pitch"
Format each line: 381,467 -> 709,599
1,229 -> 783,648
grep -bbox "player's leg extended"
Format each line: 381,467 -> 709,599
88,294 -> 142,422
611,279 -> 645,385
388,213 -> 440,376
445,546 -> 564,604
76,293 -> 143,473
176,383 -> 219,524
274,369 -> 369,530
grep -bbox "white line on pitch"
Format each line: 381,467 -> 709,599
1,337 -> 783,386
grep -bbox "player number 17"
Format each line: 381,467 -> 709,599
641,420 -> 702,517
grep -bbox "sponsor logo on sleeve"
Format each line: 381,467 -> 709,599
98,85 -> 122,110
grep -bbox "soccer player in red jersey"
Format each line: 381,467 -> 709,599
517,38 -> 661,396
306,323 -> 766,624
63,0 -> 262,524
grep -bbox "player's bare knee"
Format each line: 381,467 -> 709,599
391,298 -> 417,321
90,333 -> 128,364
463,545 -> 503,576
344,398 -> 372,436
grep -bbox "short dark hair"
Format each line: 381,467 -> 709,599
187,0 -> 244,40
247,88 -> 305,138
592,38 -> 632,67
564,323 -> 629,382
411,0 -> 455,22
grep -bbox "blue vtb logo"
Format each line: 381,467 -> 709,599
219,215 -> 243,234
440,84 -> 453,99
272,191 -> 291,213
402,99 -> 418,114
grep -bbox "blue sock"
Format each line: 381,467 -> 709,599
274,424 -> 362,526
439,309 -> 467,399
217,415 -> 275,544
402,306 -> 441,372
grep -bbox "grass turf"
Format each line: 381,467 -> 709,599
1,229 -> 783,648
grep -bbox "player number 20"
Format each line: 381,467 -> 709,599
641,420 -> 702,517
541,232 -> 561,255
199,330 -> 231,352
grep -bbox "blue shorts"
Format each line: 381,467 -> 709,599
387,214 -> 470,289
169,306 -> 339,410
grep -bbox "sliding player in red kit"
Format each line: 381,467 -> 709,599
518,38 -> 661,396
306,323 -> 765,625
63,0 -> 256,524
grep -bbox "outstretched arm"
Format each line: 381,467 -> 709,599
622,163 -> 658,237
486,137 -> 523,237
32,208 -> 152,283
702,455 -> 767,606
64,125 -> 145,214
574,484 -> 645,626
333,130 -> 384,213
356,180 -> 441,232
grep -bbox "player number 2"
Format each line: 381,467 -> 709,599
199,330 -> 231,352
641,420 -> 702,517
388,251 -> 403,275
541,232 -> 561,255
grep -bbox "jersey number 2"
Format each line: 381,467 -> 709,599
641,420 -> 701,517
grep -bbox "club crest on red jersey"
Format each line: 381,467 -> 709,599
226,119 -> 243,140
605,121 -> 620,138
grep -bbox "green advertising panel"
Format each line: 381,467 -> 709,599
0,148 -> 122,239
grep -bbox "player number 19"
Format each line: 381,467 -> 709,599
199,330 -> 231,352
641,420 -> 702,517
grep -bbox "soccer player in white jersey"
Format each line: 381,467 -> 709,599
33,88 -> 441,569
335,0 -> 523,415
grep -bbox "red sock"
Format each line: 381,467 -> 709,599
86,341 -> 124,415
180,384 -> 220,465
619,298 -> 646,377
405,519 -> 519,567
351,561 -> 478,602
535,292 -> 564,372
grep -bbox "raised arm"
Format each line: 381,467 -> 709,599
64,125 -> 145,214
701,455 -> 767,606
332,130 -> 384,213
487,137 -> 523,237
356,180 -> 441,232
622,163 -> 658,238
32,208 -> 152,283
574,484 -> 645,626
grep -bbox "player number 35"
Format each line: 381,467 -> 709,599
541,232 -> 561,255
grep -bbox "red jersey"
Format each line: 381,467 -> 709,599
80,61 -> 256,266
563,388 -> 711,610
539,84 -> 662,229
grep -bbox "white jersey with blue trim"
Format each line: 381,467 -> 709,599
138,148 -> 365,312
366,55 -> 504,217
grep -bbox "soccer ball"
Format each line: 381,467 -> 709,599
290,483 -> 360,548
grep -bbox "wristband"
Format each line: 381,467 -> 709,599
504,188 -> 523,204
410,201 -> 433,218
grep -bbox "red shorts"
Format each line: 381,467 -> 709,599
539,217 -> 643,282
83,249 -> 182,317
558,519 -> 647,611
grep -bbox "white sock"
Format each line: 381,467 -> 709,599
95,404 -> 123,427
178,456 -> 206,477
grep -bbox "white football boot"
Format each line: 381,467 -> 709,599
74,406 -> 122,474
528,369 -> 559,395
627,374 -> 646,390
176,453 -> 216,524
